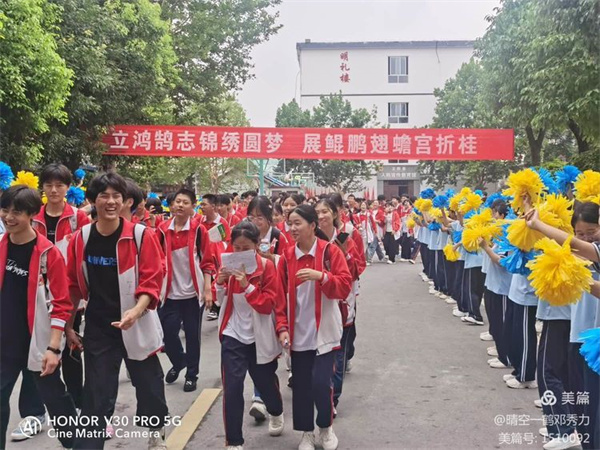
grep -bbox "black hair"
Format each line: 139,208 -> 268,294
316,198 -> 340,228
145,197 -> 163,215
40,163 -> 72,186
290,204 -> 329,241
86,172 -> 128,202
572,201 -> 599,227
231,221 -> 261,244
273,202 -> 283,215
166,192 -> 176,207
203,193 -> 217,205
329,193 -> 343,209
248,195 -> 273,223
174,188 -> 196,205
216,194 -> 231,206
0,185 -> 42,216
377,194 -> 386,202
491,199 -> 508,218
347,194 -> 355,199
282,193 -> 304,206
124,178 -> 144,212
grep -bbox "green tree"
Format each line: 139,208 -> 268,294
275,95 -> 378,193
0,0 -> 73,168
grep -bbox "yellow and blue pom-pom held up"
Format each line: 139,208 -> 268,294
526,236 -> 593,306
443,242 -> 460,262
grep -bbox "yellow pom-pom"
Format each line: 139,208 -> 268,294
462,226 -> 483,252
449,196 -> 460,212
11,171 -> 39,190
538,194 -> 574,234
507,219 -> 544,251
443,242 -> 460,262
464,208 -> 494,228
406,218 -> 416,230
41,193 -> 48,205
414,198 -> 432,213
459,192 -> 483,215
574,170 -> 600,203
429,207 -> 443,220
459,187 -> 472,197
527,236 -> 592,306
503,168 -> 544,213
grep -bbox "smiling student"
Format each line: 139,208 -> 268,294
66,172 -> 168,449
0,185 -> 77,449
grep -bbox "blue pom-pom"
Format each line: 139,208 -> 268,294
475,189 -> 484,197
412,207 -> 422,217
536,167 -> 559,195
445,189 -> 456,198
484,192 -> 510,208
428,222 -> 442,231
555,165 -> 581,194
433,195 -> 449,209
66,186 -> 86,206
496,229 -> 535,275
162,199 -> 169,208
73,169 -> 86,181
148,192 -> 159,199
579,328 -> 600,375
420,188 -> 436,199
452,229 -> 463,244
464,209 -> 481,220
0,162 -> 15,190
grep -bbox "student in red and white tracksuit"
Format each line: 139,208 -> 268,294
277,194 -> 304,244
157,188 -> 215,392
216,194 -> 242,229
66,173 -> 168,449
314,199 -> 363,415
276,204 -> 352,450
0,185 -> 78,449
357,201 -> 377,263
382,203 -> 401,263
215,221 -> 285,448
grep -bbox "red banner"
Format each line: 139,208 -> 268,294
102,125 -> 514,161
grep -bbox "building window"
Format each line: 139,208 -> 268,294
388,160 -> 409,164
388,102 -> 409,124
388,56 -> 408,83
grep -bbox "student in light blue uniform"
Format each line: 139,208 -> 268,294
419,218 -> 432,280
462,246 -> 485,325
450,217 -> 467,316
567,202 -> 600,449
427,223 -> 441,293
435,224 -> 450,297
506,273 -> 538,388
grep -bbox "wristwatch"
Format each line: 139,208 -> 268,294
46,346 -> 61,355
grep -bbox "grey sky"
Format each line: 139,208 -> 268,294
237,0 -> 501,126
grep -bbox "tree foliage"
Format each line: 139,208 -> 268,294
275,95 -> 378,193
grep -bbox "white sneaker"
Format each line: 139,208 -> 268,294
464,316 -> 484,325
409,259 -> 416,264
269,414 -> 284,436
488,357 -> 499,364
227,446 -> 244,450
452,309 -> 467,318
386,260 -> 394,265
11,415 -> 46,441
461,316 -> 470,322
318,426 -> 339,450
345,360 -> 353,373
445,298 -> 457,304
480,331 -> 494,341
399,258 -> 408,262
539,427 -> 549,437
542,433 -> 581,450
503,374 -> 516,382
506,378 -> 537,389
489,359 -> 508,369
487,346 -> 499,357
206,310 -> 219,321
429,287 -> 437,295
534,399 -> 543,408
428,281 -> 435,286
249,401 -> 268,422
148,428 -> 167,450
298,431 -> 316,450
366,262 -> 371,266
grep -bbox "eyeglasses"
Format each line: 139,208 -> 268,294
247,215 -> 268,223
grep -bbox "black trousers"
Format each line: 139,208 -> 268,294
434,250 -> 448,294
291,350 -> 336,431
464,267 -> 486,322
420,243 -> 429,276
17,369 -> 45,418
485,290 -> 510,366
569,343 -> 600,449
159,297 -> 204,380
507,302 -> 537,382
399,233 -> 413,260
498,297 -> 513,367
445,260 -> 456,298
1,358 -> 77,449
346,319 -> 357,362
221,335 -> 282,446
333,326 -> 353,408
537,320 -> 574,438
74,327 -> 169,449
382,232 -> 398,262
452,260 -> 465,307
62,309 -> 84,409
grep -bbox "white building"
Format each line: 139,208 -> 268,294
296,40 -> 474,198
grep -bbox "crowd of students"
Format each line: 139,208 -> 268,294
408,167 -> 600,450
0,161 -> 599,450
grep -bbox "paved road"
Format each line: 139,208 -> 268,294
8,260 -> 543,449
